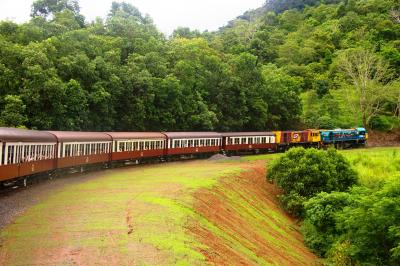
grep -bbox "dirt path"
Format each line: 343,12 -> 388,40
0,160 -> 319,265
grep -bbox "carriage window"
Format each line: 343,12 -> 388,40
234,138 -> 240,145
6,145 -> 14,164
7,145 -> 14,164
64,144 -> 69,157
85,144 -> 89,155
119,142 -> 125,152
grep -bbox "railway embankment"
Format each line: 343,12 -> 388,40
0,159 -> 319,265
190,160 -> 319,265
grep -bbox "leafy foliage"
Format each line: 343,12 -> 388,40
299,148 -> 400,264
302,178 -> 400,265
302,191 -> 355,256
223,0 -> 400,130
267,147 -> 357,217
0,0 -> 304,131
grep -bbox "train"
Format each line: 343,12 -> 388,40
0,127 -> 368,187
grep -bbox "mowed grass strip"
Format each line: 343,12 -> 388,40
0,161 -> 242,265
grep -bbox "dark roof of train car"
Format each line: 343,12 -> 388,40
0,127 -> 57,142
280,130 -> 312,133
48,131 -> 112,142
163,132 -> 222,138
106,132 -> 166,139
221,132 -> 275,137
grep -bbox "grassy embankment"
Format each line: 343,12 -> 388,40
0,160 -> 317,265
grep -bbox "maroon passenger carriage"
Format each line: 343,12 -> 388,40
48,131 -> 112,169
107,132 -> 167,162
164,132 -> 222,157
0,127 -> 57,184
222,132 -> 277,154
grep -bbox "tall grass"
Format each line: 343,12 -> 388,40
340,147 -> 400,188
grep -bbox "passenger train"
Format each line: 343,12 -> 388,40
0,127 -> 367,187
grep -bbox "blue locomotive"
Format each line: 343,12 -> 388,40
320,128 -> 368,148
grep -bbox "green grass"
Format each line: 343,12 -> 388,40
244,147 -> 400,188
0,162 -> 242,265
0,159 -> 320,265
340,147 -> 400,188
242,152 -> 281,162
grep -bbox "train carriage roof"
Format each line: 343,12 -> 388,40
106,132 -> 166,140
221,132 -> 275,137
47,131 -> 112,142
163,132 -> 222,139
0,127 -> 57,142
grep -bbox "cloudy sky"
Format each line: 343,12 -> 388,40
0,0 -> 265,34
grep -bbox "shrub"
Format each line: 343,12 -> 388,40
302,191 -> 355,256
335,178 -> 400,265
267,147 -> 357,217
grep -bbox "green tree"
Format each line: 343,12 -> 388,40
31,0 -> 80,18
335,179 -> 400,265
336,48 -> 397,129
302,191 -> 355,256
0,95 -> 27,127
268,147 -> 357,217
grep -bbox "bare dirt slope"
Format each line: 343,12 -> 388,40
0,160 -> 319,265
190,161 -> 319,265
368,129 -> 400,147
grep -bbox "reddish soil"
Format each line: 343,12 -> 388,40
368,129 -> 400,147
189,161 -> 320,265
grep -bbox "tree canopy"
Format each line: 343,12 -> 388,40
0,0 -> 398,131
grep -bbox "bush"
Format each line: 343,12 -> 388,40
302,191 -> 355,256
303,179 -> 400,265
267,147 -> 357,217
335,178 -> 400,265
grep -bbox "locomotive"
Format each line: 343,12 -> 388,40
0,127 -> 367,187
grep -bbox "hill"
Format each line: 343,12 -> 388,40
0,0 -> 398,132
215,0 -> 400,131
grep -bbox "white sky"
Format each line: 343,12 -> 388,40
0,0 -> 265,34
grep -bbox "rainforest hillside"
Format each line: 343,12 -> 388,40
0,0 -> 399,131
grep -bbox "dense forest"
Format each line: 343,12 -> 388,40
0,0 -> 399,131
